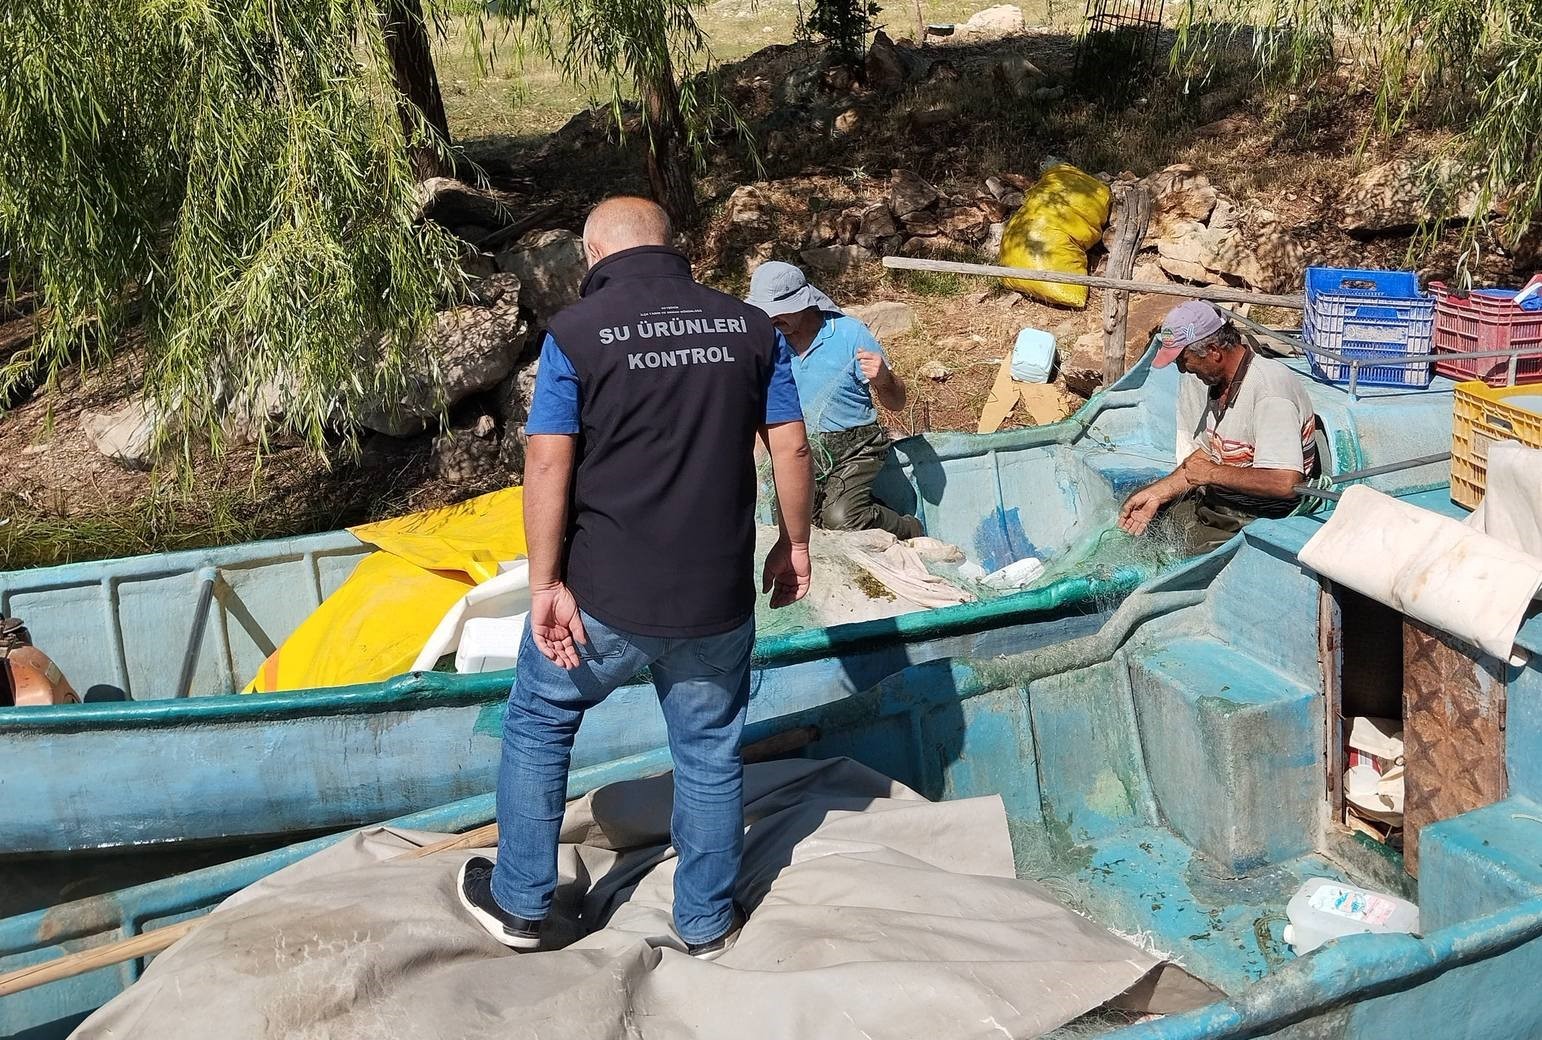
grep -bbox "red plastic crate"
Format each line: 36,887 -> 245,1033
1429,275 -> 1542,386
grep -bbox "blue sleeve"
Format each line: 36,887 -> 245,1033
764,331 -> 804,424
524,333 -> 581,435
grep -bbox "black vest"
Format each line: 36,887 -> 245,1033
545,246 -> 781,637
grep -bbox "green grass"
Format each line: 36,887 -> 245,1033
433,0 -> 1068,142
0,489 -> 271,570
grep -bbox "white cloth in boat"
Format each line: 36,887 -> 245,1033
73,758 -> 1212,1040
1299,483 -> 1542,663
1467,440 -> 1542,561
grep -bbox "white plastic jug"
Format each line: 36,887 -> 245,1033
454,613 -> 528,674
1282,878 -> 1419,954
1010,327 -> 1057,383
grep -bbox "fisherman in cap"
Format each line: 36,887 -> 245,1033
1119,300 -> 1320,554
745,261 -> 923,540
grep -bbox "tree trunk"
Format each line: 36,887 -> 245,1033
382,0 -> 452,181
641,54 -> 698,230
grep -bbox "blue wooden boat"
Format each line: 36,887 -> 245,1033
0,354 -> 1457,857
4,475 -> 1539,1039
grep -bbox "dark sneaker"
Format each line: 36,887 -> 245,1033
457,855 -> 542,950
684,906 -> 746,961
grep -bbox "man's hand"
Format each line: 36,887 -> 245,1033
1118,487 -> 1166,537
856,349 -> 886,382
529,581 -> 588,669
1118,469 -> 1193,537
762,536 -> 812,608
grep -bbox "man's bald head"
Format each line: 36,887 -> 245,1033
582,197 -> 672,265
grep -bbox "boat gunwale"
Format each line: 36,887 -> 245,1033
0,568 -> 1142,733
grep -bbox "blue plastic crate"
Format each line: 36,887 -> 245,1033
1303,266 -> 1435,389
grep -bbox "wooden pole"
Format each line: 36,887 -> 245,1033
882,255 -> 1306,310
0,727 -> 820,999
1100,183 -> 1151,386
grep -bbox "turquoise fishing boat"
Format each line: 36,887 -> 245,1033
0,352 -> 1455,858
3,473 -> 1538,1039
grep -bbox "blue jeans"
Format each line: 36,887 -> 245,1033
490,609 -> 755,945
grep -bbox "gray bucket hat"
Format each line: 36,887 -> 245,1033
745,261 -> 842,318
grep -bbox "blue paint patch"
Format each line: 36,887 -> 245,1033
1097,466 -> 1169,497
973,507 -> 1041,572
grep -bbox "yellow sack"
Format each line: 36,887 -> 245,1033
243,487 -> 526,693
997,163 -> 1112,308
349,486 -> 527,584
244,553 -> 475,693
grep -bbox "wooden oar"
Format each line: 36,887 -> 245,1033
0,726 -> 817,998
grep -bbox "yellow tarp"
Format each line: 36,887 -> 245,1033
997,163 -> 1112,309
243,487 -> 526,693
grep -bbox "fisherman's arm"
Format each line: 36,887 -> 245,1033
761,421 -> 813,607
1118,461 -> 1198,535
522,335 -> 587,666
1181,455 -> 1303,499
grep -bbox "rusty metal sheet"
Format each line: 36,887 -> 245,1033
1402,619 -> 1509,874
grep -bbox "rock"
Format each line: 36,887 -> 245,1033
1154,220 -> 1221,284
1032,85 -> 1065,102
901,214 -> 940,237
846,301 -> 917,340
985,176 -> 1012,201
493,350 -> 541,427
836,208 -> 864,246
416,177 -> 521,239
909,103 -> 959,130
959,4 -> 1024,37
498,426 -> 527,478
822,65 -> 856,94
82,399 -> 157,469
992,55 -> 1043,96
858,203 -> 899,239
473,413 -> 497,438
808,209 -> 842,247
834,107 -> 862,135
864,30 -> 906,93
984,222 -> 1006,257
919,359 -> 951,382
432,427 -> 502,484
900,236 -> 939,256
363,273 -> 530,437
1193,115 -> 1247,140
939,206 -> 988,243
800,244 -> 875,274
1141,164 -> 1218,242
496,229 -> 586,326
725,185 -> 770,228
1341,158 -> 1483,234
889,170 -> 940,218
978,198 -> 1014,223
1207,197 -> 1238,233
1124,293 -> 1183,358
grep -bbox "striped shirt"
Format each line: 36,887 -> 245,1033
1176,352 -> 1319,518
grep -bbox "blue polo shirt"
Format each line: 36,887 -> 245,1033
791,312 -> 885,434
526,331 -> 803,434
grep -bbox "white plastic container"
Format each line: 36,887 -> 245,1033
1282,878 -> 1419,954
1010,327 -> 1057,383
982,556 -> 1046,590
454,613 -> 528,674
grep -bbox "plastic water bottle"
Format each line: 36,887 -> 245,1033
1282,878 -> 1419,954
1010,327 -> 1057,383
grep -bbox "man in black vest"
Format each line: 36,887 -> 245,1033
457,197 -> 814,961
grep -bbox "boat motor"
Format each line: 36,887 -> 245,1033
0,616 -> 78,706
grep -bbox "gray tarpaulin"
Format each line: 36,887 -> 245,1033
75,759 -> 1212,1040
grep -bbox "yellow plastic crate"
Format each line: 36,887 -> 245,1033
1451,380 -> 1542,508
